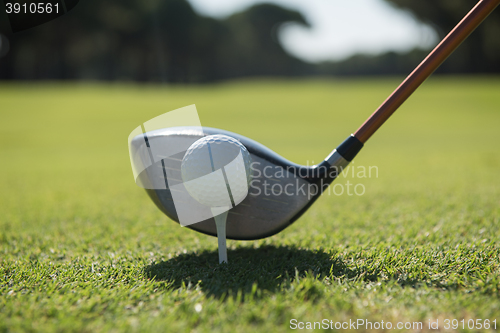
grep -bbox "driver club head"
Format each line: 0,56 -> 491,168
129,126 -> 362,240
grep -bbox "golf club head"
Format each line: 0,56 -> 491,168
129,127 -> 362,240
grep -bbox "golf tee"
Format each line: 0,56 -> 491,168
213,211 -> 228,264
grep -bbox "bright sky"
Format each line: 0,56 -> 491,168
187,0 -> 438,62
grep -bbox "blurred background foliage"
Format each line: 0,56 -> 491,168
0,0 -> 498,82
384,0 -> 500,73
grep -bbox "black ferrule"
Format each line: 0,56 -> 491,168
336,134 -> 363,162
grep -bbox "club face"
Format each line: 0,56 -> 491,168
130,127 -> 338,240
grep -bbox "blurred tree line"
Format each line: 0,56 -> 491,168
385,0 -> 500,73
0,0 -> 310,81
320,0 -> 500,75
0,0 -> 498,82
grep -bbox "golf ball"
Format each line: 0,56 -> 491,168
181,134 -> 252,207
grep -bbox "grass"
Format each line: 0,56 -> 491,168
0,77 -> 499,332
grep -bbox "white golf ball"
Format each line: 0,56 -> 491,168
181,134 -> 252,207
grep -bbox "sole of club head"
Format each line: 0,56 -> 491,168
131,127 -> 337,240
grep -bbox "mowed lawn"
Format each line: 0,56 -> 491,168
0,77 -> 499,332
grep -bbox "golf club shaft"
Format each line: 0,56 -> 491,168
353,0 -> 500,144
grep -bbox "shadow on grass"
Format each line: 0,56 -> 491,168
144,245 -> 380,299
